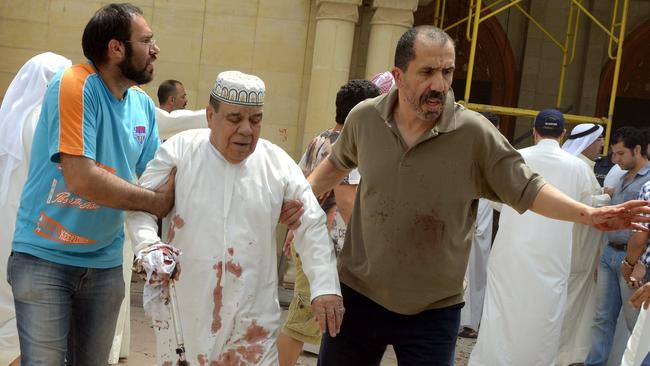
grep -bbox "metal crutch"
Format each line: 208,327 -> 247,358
168,279 -> 188,366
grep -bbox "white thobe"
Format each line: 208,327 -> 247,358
622,307 -> 650,366
126,129 -> 340,365
0,107 -> 41,364
460,198 -> 493,331
0,53 -> 71,363
470,139 -> 593,366
155,107 -> 206,140
556,154 -> 610,365
108,235 -> 132,364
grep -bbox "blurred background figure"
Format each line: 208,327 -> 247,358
0,51 -> 72,366
458,112 -> 500,340
157,79 -> 187,113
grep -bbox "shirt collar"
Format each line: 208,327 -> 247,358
620,162 -> 650,182
637,163 -> 650,177
536,139 -> 560,148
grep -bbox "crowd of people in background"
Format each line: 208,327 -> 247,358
0,3 -> 650,366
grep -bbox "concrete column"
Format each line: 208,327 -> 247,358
365,0 -> 419,78
302,0 -> 361,148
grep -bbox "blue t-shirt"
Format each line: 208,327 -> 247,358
12,63 -> 160,268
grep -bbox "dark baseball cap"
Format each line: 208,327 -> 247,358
534,108 -> 564,135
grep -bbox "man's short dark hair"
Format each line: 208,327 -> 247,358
209,95 -> 221,113
643,127 -> 650,149
611,126 -> 647,157
394,25 -> 455,71
157,79 -> 182,105
82,3 -> 143,66
335,80 -> 380,124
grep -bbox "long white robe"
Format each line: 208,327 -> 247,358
0,53 -> 71,363
126,129 -> 339,365
622,307 -> 650,366
469,139 -> 593,366
556,154 -> 610,365
460,198 -> 493,331
0,107 -> 41,364
107,235 -> 132,364
155,107 -> 206,140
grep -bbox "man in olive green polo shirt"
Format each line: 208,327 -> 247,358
307,25 -> 650,366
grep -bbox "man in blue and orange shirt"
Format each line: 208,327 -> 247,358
8,4 -> 175,364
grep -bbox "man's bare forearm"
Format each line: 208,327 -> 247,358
333,184 -> 356,224
308,158 -> 350,197
530,184 -> 650,232
61,154 -> 172,217
530,184 -> 592,225
626,231 -> 650,263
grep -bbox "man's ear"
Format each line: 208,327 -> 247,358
206,104 -> 214,123
107,39 -> 125,61
391,67 -> 402,88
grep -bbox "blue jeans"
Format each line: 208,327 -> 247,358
318,283 -> 461,366
585,245 -> 640,365
8,251 -> 125,365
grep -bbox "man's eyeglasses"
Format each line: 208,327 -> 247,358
123,39 -> 157,50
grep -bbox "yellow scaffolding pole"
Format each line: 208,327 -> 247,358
464,0 -> 483,103
605,0 -> 629,154
433,0 -> 441,28
443,0 -> 507,34
512,3 -> 564,49
434,0 -> 448,29
439,0 -> 628,153
607,0 -> 621,60
464,103 -> 605,124
556,1 -> 576,108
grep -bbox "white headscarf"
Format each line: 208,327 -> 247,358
562,123 -> 604,157
0,52 -> 71,205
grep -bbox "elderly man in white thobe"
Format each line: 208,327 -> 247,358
0,52 -> 72,366
126,71 -> 342,365
470,109 -> 595,366
554,123 -> 611,365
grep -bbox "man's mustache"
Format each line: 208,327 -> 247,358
421,90 -> 444,103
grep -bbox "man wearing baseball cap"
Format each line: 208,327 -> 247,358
471,109 -> 595,365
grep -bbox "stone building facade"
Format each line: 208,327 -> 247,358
0,0 -> 649,156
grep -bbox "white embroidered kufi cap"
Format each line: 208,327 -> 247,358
562,123 -> 604,156
211,70 -> 265,106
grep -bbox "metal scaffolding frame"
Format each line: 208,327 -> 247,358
430,0 -> 630,153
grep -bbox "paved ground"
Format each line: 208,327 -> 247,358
121,279 -> 476,365
121,307 -> 476,365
